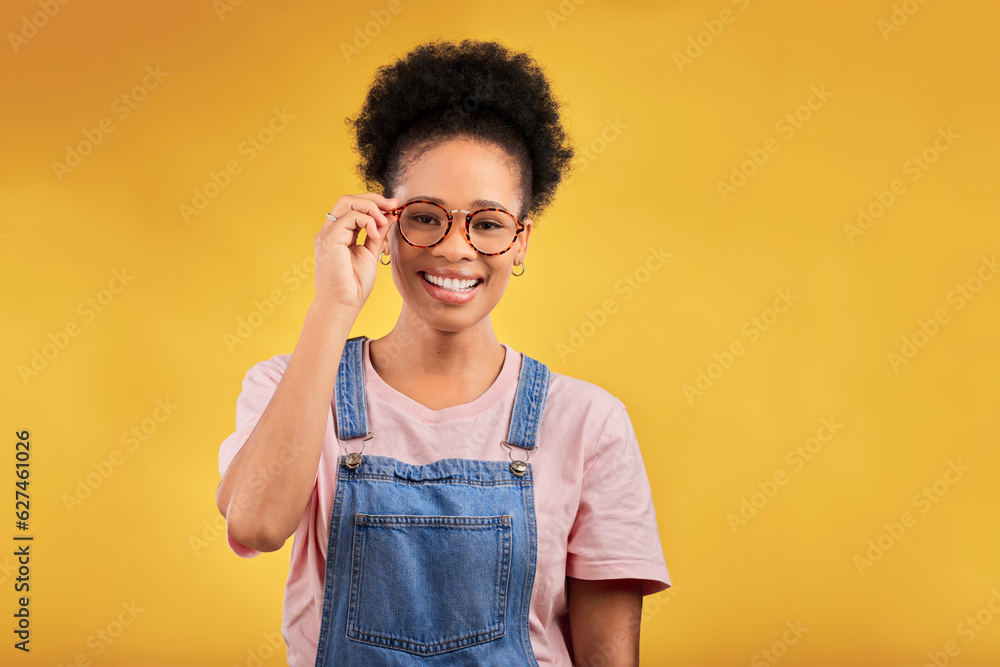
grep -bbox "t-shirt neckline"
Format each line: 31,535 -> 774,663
362,337 -> 521,424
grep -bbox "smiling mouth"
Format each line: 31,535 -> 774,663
420,272 -> 482,292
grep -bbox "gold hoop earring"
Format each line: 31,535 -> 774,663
379,252 -> 391,266
511,260 -> 525,277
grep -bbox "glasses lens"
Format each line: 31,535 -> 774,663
397,202 -> 519,254
399,202 -> 448,246
469,210 -> 518,254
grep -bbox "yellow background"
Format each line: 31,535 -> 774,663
1,0 -> 998,665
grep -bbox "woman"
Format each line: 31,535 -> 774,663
216,39 -> 670,666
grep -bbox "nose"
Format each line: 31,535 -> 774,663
434,210 -> 477,258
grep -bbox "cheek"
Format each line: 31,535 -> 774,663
486,263 -> 512,291
388,228 -> 411,264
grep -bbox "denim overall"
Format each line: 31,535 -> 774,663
314,335 -> 551,666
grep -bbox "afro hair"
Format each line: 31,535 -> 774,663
346,39 -> 574,221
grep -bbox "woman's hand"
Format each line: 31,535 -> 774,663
314,192 -> 398,314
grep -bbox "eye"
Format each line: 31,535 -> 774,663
401,202 -> 447,226
470,211 -> 517,234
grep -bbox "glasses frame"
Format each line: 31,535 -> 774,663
388,199 -> 526,257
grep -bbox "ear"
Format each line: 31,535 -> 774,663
380,217 -> 398,257
515,218 -> 532,264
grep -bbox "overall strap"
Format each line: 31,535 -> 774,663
335,335 -> 369,440
504,353 -> 551,452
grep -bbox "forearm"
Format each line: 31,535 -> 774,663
217,301 -> 357,551
568,577 -> 644,667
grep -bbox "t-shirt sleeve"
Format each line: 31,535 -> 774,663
566,405 -> 671,596
217,359 -> 285,559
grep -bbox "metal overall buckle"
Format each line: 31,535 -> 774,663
339,431 -> 373,470
500,439 -> 529,477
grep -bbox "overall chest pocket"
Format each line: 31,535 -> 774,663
347,513 -> 513,655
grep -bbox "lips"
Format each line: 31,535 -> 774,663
420,272 -> 481,291
418,271 -> 483,304
419,267 -> 484,280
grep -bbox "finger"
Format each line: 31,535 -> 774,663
361,226 -> 379,257
365,209 -> 394,247
350,192 -> 400,212
318,208 -> 366,247
339,193 -> 399,219
362,217 -> 390,257
339,205 -> 378,241
324,199 -> 366,227
344,200 -> 389,236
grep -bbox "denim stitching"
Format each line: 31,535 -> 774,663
346,515 -> 512,654
506,354 -> 550,452
336,336 -> 368,440
346,512 -> 368,641
520,470 -> 541,666
313,463 -> 352,666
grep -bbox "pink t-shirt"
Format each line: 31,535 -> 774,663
218,338 -> 670,667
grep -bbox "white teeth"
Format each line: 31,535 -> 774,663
423,273 -> 480,291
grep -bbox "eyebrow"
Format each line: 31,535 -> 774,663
407,195 -> 511,212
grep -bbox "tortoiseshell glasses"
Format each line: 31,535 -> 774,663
388,199 -> 525,256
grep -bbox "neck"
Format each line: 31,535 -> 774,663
372,307 -> 504,379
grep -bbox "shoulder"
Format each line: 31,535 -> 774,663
232,354 -> 294,408
547,366 -> 625,410
532,359 -> 628,432
241,353 -> 293,383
